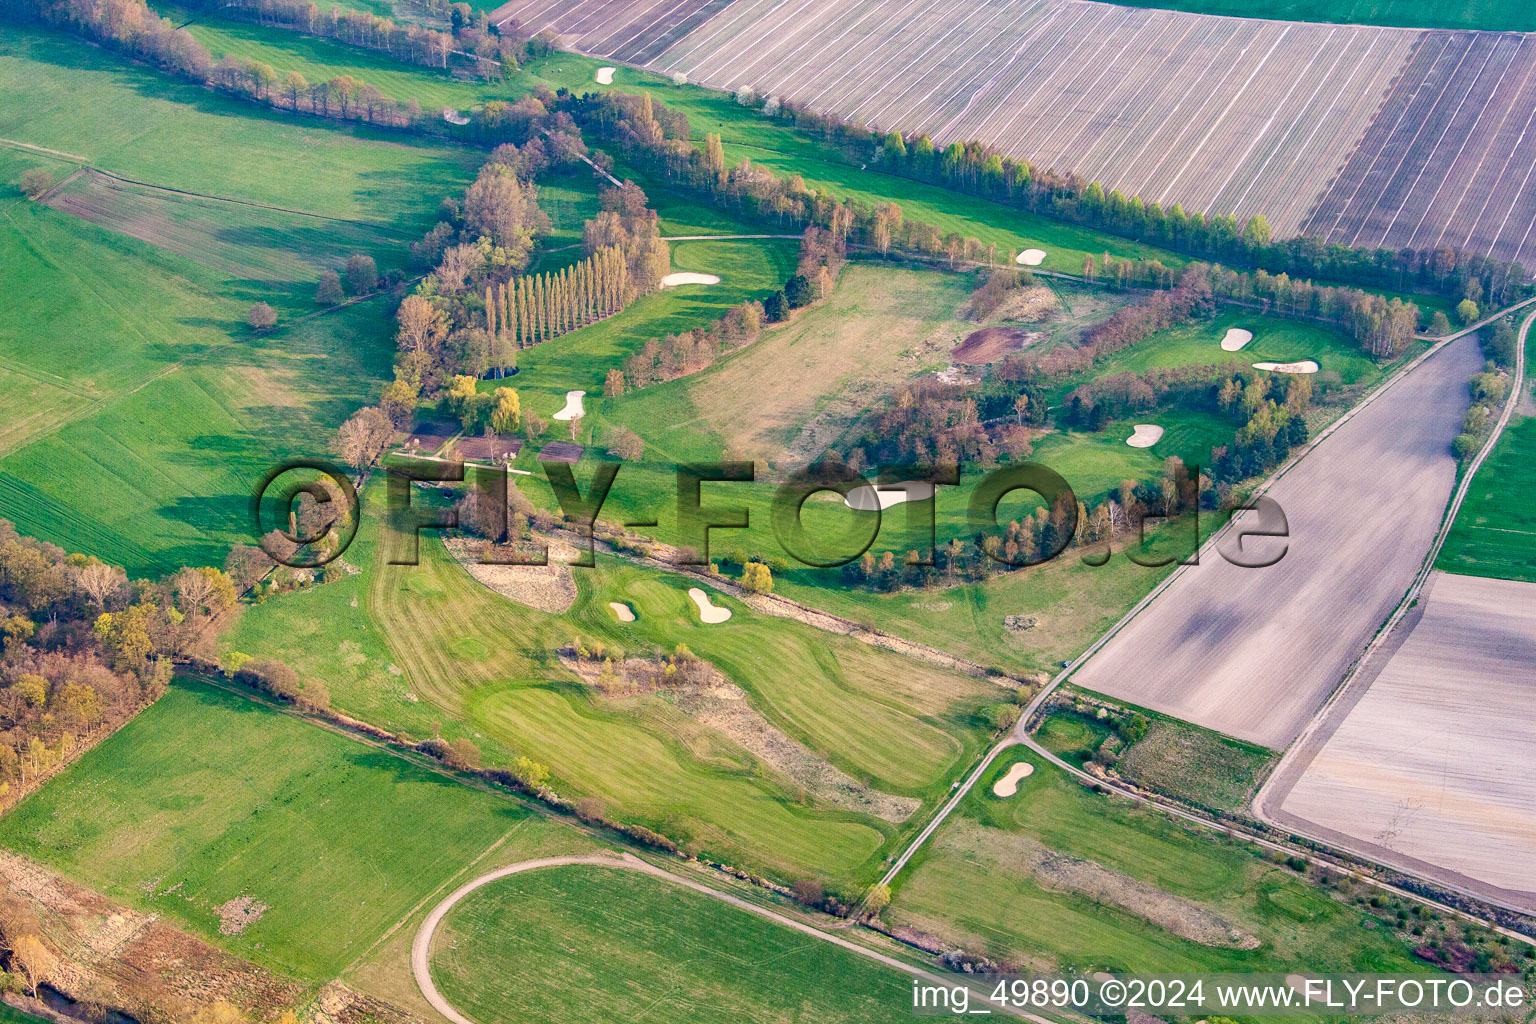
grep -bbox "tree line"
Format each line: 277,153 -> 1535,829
769,95 -> 1530,307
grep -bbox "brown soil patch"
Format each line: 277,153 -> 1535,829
446,536 -> 576,614
0,851 -> 309,1022
939,825 -> 1259,949
953,326 -> 1039,364
214,895 -> 269,935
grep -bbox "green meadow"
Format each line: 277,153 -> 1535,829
889,750 -> 1431,1000
0,677 -> 536,982
430,864 -> 914,1024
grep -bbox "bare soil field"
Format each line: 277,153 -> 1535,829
953,325 -> 1037,364
1300,32 -> 1536,260
1069,335 -> 1482,749
504,0 -> 1536,257
1263,571 -> 1536,912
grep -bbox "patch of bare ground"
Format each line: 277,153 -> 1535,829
938,826 -> 1260,950
311,980 -> 421,1024
992,284 -> 1058,322
214,895 -> 269,936
558,652 -> 919,822
445,536 -> 576,614
0,851 -> 310,1022
952,326 -> 1042,365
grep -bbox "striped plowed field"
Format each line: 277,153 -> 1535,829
1299,30 -> 1536,262
500,0 -> 1536,259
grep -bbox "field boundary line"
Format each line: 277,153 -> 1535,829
0,137 -> 91,163
410,853 -> 1055,1024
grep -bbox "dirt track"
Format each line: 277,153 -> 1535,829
1069,334 -> 1483,748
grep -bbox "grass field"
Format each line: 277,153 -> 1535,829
430,863 -> 913,1024
0,677 -> 541,982
1067,308 -> 1381,386
1037,703 -> 1275,814
1437,414 -> 1536,582
889,750 -> 1430,991
222,500 -> 1000,885
0,28 -> 482,573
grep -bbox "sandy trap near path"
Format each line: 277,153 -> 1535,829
1016,248 -> 1047,266
1254,360 -> 1319,373
594,67 -> 615,84
1220,328 -> 1254,351
844,480 -> 935,511
688,587 -> 731,623
609,601 -> 636,622
660,272 -> 720,287
992,762 -> 1035,797
552,390 -> 585,421
1125,424 -> 1164,448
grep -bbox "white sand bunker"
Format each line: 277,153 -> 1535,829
609,601 -> 635,622
595,67 -> 615,84
660,272 -> 720,287
688,587 -> 731,623
552,390 -> 586,421
1126,424 -> 1164,448
992,761 -> 1035,797
844,480 -> 935,511
441,107 -> 470,126
1016,248 -> 1047,266
1220,327 -> 1254,351
1253,360 -> 1319,374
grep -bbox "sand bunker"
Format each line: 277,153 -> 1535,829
844,480 -> 935,511
609,601 -> 635,622
1253,360 -> 1320,374
1126,424 -> 1164,448
595,67 -> 615,84
552,389 -> 586,421
660,272 -> 720,287
992,761 -> 1035,797
688,587 -> 731,623
1220,327 -> 1254,351
1016,248 -> 1047,266
441,107 -> 470,126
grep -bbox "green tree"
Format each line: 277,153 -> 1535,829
1430,310 -> 1452,336
1456,298 -> 1479,325
489,387 -> 521,434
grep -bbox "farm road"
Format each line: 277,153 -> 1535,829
411,853 -> 1052,1024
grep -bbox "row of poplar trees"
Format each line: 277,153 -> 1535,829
483,245 -> 630,352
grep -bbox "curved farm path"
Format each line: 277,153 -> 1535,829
413,853 -> 1050,1024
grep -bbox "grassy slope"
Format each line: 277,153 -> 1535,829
889,750 -> 1428,998
1436,414 -> 1536,581
0,677 -> 540,982
1106,0 -> 1534,31
431,864 -> 913,1024
222,502 -> 999,886
0,28 -> 477,573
